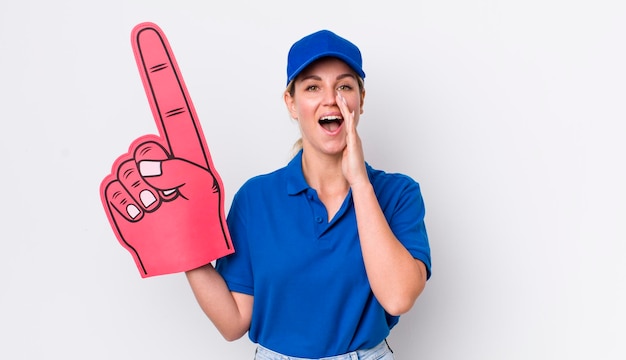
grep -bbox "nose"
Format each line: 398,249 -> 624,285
322,89 -> 338,106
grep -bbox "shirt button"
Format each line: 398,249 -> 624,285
315,216 -> 323,223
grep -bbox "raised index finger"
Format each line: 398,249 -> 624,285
131,22 -> 210,168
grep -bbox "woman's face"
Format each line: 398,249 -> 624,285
285,57 -> 365,157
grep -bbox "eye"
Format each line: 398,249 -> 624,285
337,84 -> 353,91
305,85 -> 319,92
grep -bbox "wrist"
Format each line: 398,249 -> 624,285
350,179 -> 373,193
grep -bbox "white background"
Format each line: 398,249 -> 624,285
1,0 -> 625,359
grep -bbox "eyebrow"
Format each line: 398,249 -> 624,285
299,73 -> 357,82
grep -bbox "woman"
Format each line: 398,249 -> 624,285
185,29 -> 432,359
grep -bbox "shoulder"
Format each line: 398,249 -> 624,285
367,163 -> 421,193
366,163 -> 426,214
239,166 -> 287,192
232,165 -> 290,207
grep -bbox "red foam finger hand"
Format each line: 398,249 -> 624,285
100,23 -> 233,278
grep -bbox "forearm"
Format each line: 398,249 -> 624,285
351,182 -> 427,316
185,264 -> 253,341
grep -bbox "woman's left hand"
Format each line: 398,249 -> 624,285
336,91 -> 369,188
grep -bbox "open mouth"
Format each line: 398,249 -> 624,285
319,116 -> 344,132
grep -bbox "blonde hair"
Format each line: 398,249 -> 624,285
286,76 -> 365,158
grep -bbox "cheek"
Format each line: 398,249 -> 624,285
296,100 -> 317,118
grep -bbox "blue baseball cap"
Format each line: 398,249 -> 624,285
286,29 -> 365,86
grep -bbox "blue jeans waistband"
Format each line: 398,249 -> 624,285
254,339 -> 394,360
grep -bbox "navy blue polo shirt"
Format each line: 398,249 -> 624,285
215,150 -> 431,358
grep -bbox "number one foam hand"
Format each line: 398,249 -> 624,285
100,22 -> 234,278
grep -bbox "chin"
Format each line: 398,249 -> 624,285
321,144 -> 347,156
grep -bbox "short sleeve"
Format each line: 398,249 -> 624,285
215,190 -> 254,295
387,179 -> 432,280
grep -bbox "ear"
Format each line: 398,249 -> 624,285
284,91 -> 298,119
359,88 -> 366,114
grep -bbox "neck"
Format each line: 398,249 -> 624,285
300,149 -> 350,221
300,149 -> 348,194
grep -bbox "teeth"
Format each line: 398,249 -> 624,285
319,116 -> 342,122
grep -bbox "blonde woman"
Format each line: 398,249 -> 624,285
186,29 -> 432,359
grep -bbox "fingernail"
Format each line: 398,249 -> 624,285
139,161 -> 162,177
140,190 -> 157,207
127,204 -> 140,219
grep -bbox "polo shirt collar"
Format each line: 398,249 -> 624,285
285,149 -> 376,196
286,149 -> 309,195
